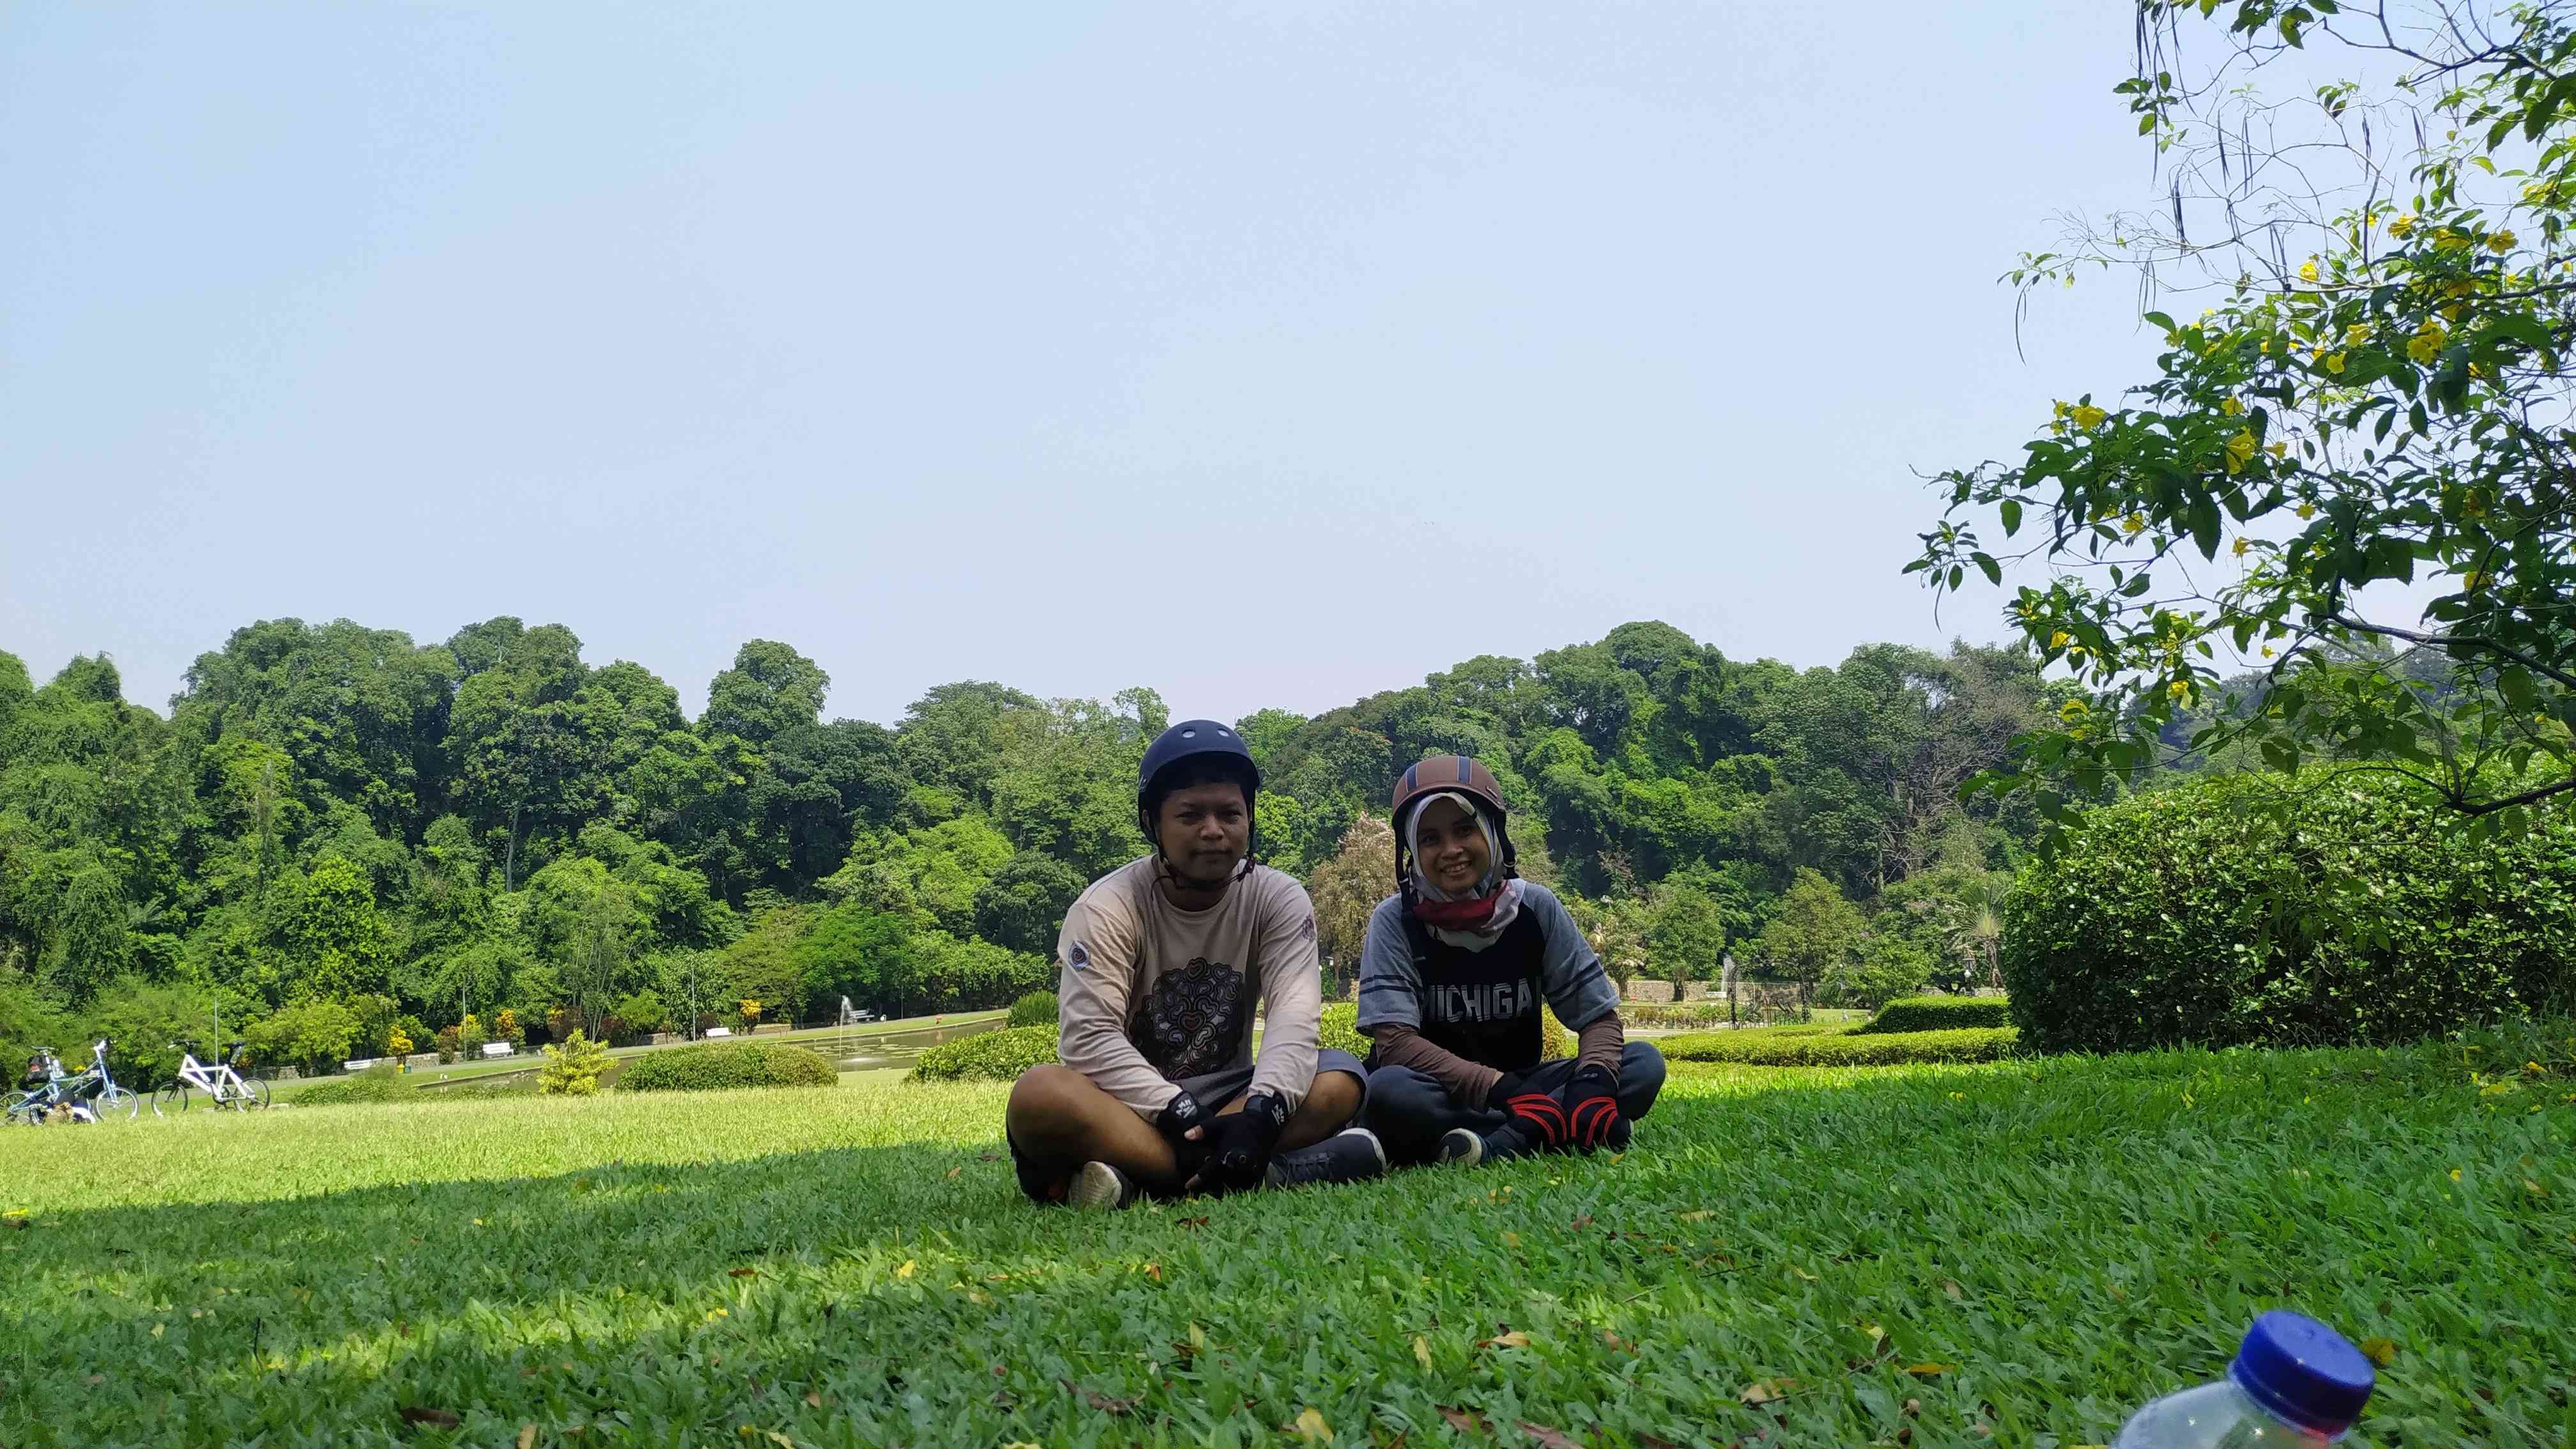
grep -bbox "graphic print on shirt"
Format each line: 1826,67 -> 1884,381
1129,956 -> 1247,1080
1427,976 -> 1537,1027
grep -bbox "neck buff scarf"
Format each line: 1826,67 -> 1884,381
1406,790 -> 1524,952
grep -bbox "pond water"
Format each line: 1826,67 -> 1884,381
818,1019 -> 1002,1072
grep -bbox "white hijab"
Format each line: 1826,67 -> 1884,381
1406,790 -> 1524,952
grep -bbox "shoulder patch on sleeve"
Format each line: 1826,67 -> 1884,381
1066,939 -> 1092,971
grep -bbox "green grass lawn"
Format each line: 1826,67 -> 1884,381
3,1030 -> 2569,1448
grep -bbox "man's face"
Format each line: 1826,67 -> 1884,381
1156,780 -> 1249,883
1413,797 -> 1492,894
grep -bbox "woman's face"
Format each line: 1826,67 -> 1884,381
1414,797 -> 1492,894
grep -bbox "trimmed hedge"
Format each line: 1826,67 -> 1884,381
1859,996 -> 2014,1034
910,1025 -> 1062,1083
293,1065 -> 410,1105
614,1041 -> 836,1092
1659,1025 -> 2020,1066
906,1002 -> 1570,1085
1006,991 -> 1060,1028
2004,770 -> 2576,1054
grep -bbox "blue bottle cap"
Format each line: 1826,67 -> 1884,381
2228,1311 -> 2375,1437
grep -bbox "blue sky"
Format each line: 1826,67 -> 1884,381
2,3 -> 2170,723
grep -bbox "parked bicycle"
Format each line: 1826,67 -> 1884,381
4,1041 -> 135,1124
152,1039 -> 270,1116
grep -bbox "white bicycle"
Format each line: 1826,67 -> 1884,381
152,1039 -> 270,1116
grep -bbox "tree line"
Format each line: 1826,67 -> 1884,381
0,616 -> 2061,1081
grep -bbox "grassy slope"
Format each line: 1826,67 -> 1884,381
2,1032 -> 2569,1448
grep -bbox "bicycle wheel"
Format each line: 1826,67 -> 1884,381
227,1077 -> 272,1112
153,1082 -> 197,1118
94,1086 -> 140,1122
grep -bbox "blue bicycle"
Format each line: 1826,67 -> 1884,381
4,1041 -> 139,1125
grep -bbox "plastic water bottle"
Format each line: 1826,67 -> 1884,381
2113,1312 -> 2375,1447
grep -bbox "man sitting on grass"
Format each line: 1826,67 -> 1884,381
1360,756 -> 1664,1167
1006,719 -> 1384,1209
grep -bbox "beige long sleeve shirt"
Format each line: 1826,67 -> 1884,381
1054,857 -> 1324,1119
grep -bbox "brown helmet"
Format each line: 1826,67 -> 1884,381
1391,754 -> 1508,828
1392,754 -> 1519,896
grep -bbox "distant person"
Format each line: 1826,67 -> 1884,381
1005,719 -> 1384,1208
1358,756 -> 1664,1166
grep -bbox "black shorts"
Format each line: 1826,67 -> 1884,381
1009,1048 -> 1368,1200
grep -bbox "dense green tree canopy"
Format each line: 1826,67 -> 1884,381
0,616 -> 2053,1075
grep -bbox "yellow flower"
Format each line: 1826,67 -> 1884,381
2232,537 -> 2250,557
2220,397 -> 2244,416
2489,229 -> 2517,253
2168,680 -> 2193,703
2122,512 -> 2147,536
2052,400 -> 2073,419
2407,323 -> 2447,364
2296,502 -> 2317,520
2050,631 -> 2072,650
2324,351 -> 2347,373
2345,323 -> 2372,346
2266,440 -> 2288,459
2389,213 -> 2417,238
2058,698 -> 2089,722
2299,259 -> 2320,282
2072,404 -> 2108,430
2259,339 -> 2272,354
2260,646 -> 2275,658
2224,430 -> 2258,474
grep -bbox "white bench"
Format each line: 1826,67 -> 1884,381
342,1059 -> 378,1073
702,1026 -> 734,1039
479,1042 -> 516,1059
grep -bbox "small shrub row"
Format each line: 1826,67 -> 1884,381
1659,1025 -> 2020,1066
1859,996 -> 2014,1034
910,1025 -> 1063,1083
291,1065 -> 410,1106
1006,991 -> 1060,1028
614,1041 -> 836,1092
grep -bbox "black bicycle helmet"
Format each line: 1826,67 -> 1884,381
1136,719 -> 1261,854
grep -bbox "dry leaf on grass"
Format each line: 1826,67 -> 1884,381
2358,1337 -> 2398,1367
1517,1422 -> 1582,1448
729,1267 -> 758,1278
1738,1377 -> 1799,1404
399,1406 -> 462,1429
1905,1363 -> 1958,1378
894,1260 -> 916,1280
1438,1407 -> 1491,1434
803,1392 -> 824,1409
1414,1335 -> 1433,1369
1292,1406 -> 1333,1443
1478,1331 -> 1531,1349
518,1426 -> 537,1449
1142,1262 -> 1163,1282
1941,1279 -> 1964,1300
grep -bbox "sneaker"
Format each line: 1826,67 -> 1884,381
1066,1160 -> 1138,1210
1604,1117 -> 1634,1152
1266,1128 -> 1388,1190
1438,1123 -> 1538,1167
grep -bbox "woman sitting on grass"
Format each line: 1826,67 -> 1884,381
1358,756 -> 1664,1167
